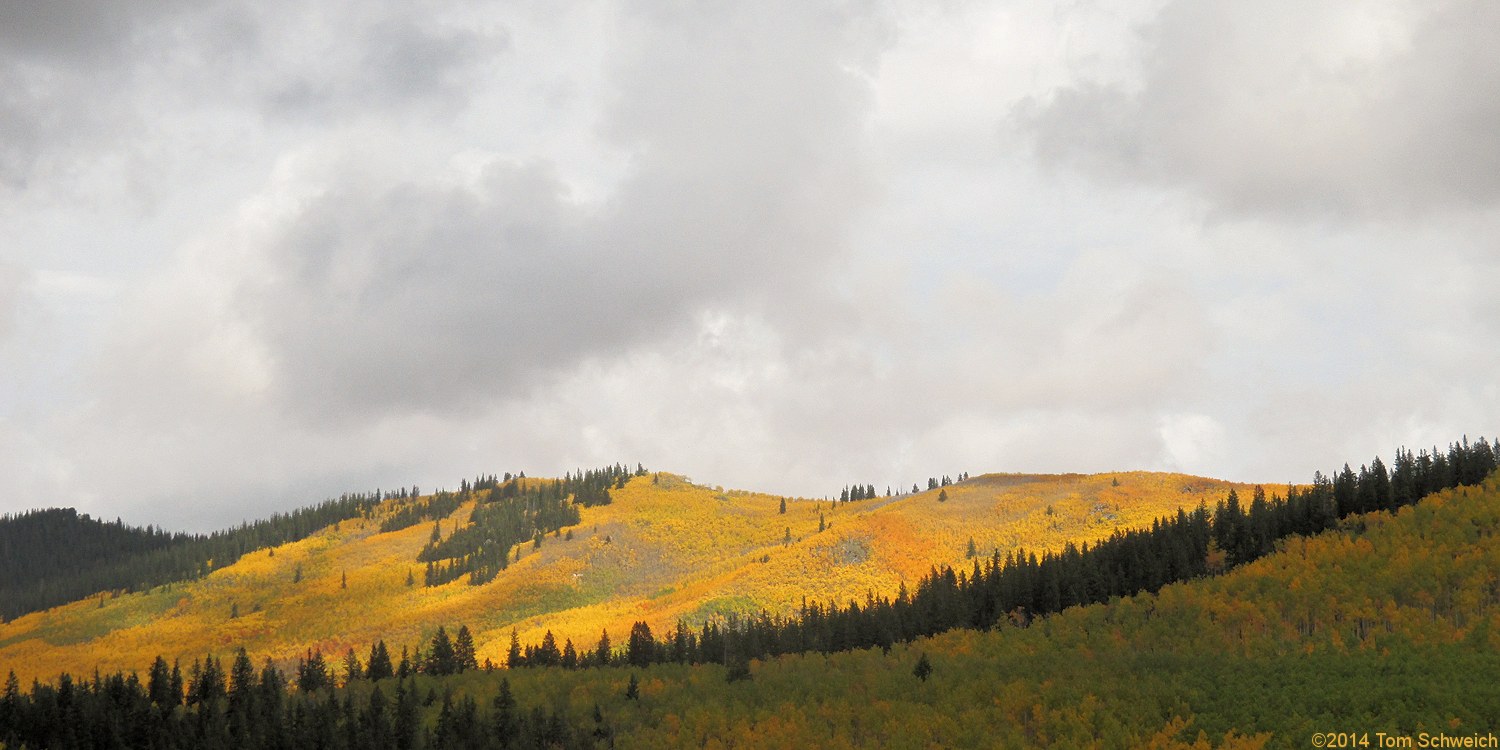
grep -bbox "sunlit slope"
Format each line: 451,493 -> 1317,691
517,476 -> 1500,748
0,471 -> 1258,682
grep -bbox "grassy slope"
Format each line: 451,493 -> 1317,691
397,474 -> 1500,748
0,471 -> 1256,683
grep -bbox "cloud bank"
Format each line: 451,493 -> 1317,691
1,0 -> 1496,529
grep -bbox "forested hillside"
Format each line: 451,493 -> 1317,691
0,440 -> 1495,748
0,493 -> 390,621
0,464 -> 1258,684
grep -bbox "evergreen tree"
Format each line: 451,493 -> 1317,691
396,646 -> 411,679
625,673 -> 640,701
296,649 -> 330,693
594,629 -> 612,667
454,625 -> 479,672
492,678 -> 518,747
627,621 -> 655,667
148,656 -> 174,708
425,626 -> 457,676
341,648 -> 363,685
508,629 -> 524,668
367,640 -> 394,682
913,652 -> 933,682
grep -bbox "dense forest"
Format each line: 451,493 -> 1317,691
0,464 -> 647,622
1,440 -> 1495,747
414,465 -> 643,587
0,493 -> 391,622
0,654 -> 606,749
496,438 -> 1496,672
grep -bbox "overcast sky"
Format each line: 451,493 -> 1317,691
2,0 -> 1497,530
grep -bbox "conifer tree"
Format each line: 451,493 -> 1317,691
454,625 -> 479,672
594,629 -> 612,667
367,641 -> 394,682
508,629 -> 523,668
425,626 -> 457,676
913,652 -> 933,681
492,678 -> 518,742
341,648 -> 363,685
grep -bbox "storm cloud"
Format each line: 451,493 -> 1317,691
1,1 -> 1496,529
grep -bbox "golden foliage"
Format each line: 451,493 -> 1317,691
0,470 -> 1258,684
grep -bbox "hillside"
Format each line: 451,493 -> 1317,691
340,470 -> 1500,748
0,470 -> 1253,683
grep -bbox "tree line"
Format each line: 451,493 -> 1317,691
414,465 -> 644,587
0,653 -> 606,749
0,493 -> 387,622
502,438 -> 1496,675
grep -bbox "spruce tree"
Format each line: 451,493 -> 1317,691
594,629 -> 612,667
492,678 -> 518,742
425,626 -> 457,676
454,625 -> 479,672
913,652 -> 933,681
367,641 -> 394,682
342,648 -> 363,685
507,629 -> 524,668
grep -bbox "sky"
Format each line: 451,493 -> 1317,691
2,0 -> 1497,531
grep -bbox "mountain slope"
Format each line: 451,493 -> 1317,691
0,471 -> 1253,683
401,473 -> 1500,747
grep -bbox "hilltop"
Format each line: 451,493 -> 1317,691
1,438 -> 1495,748
0,469 -> 1255,683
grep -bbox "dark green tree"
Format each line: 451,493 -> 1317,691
367,640 -> 394,682
454,625 -> 479,672
425,626 -> 457,676
913,652 -> 933,681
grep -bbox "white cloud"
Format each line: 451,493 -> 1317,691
0,0 -> 1496,529
1158,413 -> 1226,473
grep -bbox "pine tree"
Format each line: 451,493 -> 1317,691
913,652 -> 933,681
625,673 -> 640,700
148,656 -> 173,707
938,489 -> 948,503
342,648 -> 363,685
297,649 -> 330,693
425,626 -> 457,676
594,628 -> 612,667
492,678 -> 518,742
169,659 -> 184,706
627,621 -> 655,667
454,625 -> 479,672
508,629 -> 523,668
396,646 -> 411,679
367,641 -> 394,682
779,498 -> 786,514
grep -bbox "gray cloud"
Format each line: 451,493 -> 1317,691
0,263 -> 24,341
2,0 -> 1496,530
228,2 -> 890,423
260,12 -> 505,121
1018,0 -> 1500,218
